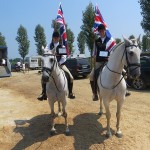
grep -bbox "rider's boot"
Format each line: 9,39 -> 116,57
90,81 -> 99,101
68,82 -> 75,99
125,90 -> 131,97
37,83 -> 47,101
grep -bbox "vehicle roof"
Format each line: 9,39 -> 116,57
141,56 -> 150,59
0,46 -> 7,50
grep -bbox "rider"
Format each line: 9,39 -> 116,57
90,24 -> 116,101
37,31 -> 75,100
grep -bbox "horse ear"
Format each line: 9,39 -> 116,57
137,34 -> 141,45
42,46 -> 45,53
122,35 -> 131,46
51,47 -> 56,54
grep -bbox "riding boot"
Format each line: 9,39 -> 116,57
68,82 -> 75,99
90,81 -> 98,101
37,83 -> 47,101
125,90 -> 131,97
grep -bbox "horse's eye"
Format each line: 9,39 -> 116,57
50,58 -> 54,63
129,51 -> 134,56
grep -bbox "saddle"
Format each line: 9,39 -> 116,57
94,64 -> 105,82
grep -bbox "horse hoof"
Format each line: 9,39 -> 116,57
65,131 -> 71,136
98,111 -> 103,116
50,130 -> 57,136
106,133 -> 112,138
116,132 -> 123,138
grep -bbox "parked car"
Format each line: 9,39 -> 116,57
64,57 -> 91,78
126,56 -> 150,90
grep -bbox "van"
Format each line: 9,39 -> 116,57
64,57 -> 91,78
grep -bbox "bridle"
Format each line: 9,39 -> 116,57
42,54 -> 66,92
100,44 -> 140,90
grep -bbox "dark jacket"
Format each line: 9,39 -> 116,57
49,42 -> 63,63
95,36 -> 111,62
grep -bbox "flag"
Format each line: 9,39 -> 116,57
93,4 -> 116,52
93,5 -> 112,38
56,3 -> 69,55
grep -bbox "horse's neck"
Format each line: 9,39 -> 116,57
107,43 -> 125,74
51,62 -> 61,78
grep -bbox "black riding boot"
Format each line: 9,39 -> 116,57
68,82 -> 75,99
125,90 -> 131,97
90,81 -> 98,101
37,83 -> 47,101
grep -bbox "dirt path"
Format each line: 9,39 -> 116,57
0,71 -> 150,150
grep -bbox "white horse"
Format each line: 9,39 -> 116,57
41,47 -> 70,135
97,36 -> 141,138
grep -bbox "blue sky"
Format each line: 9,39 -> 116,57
0,0 -> 144,59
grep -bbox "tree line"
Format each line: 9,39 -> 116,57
0,1 -> 150,62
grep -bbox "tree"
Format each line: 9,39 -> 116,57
0,32 -> 7,46
34,24 -> 46,55
81,2 -> 95,66
142,35 -> 150,52
115,38 -> 121,44
129,35 -> 135,40
77,31 -> 85,54
66,28 -> 75,54
16,25 -> 30,62
51,20 -> 60,31
139,0 -> 150,36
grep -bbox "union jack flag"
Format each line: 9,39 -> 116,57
56,3 -> 69,55
93,5 -> 111,38
93,4 -> 116,52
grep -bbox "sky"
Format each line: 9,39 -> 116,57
0,0 -> 144,59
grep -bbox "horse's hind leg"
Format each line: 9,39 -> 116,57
58,101 -> 62,117
116,99 -> 124,138
98,95 -> 103,116
61,100 -> 70,136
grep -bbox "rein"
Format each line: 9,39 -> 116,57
100,44 -> 140,90
42,55 -> 66,92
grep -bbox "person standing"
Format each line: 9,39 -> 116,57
37,31 -> 75,101
90,24 -> 116,101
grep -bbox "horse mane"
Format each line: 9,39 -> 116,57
112,42 -> 124,52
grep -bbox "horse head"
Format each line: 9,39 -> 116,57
41,46 -> 57,82
123,36 -> 141,79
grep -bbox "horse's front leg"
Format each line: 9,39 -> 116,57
116,99 -> 124,138
61,99 -> 70,136
49,99 -> 56,135
103,99 -> 112,138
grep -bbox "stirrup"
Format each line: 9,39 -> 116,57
92,94 -> 99,101
125,91 -> 131,97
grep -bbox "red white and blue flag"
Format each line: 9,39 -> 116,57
56,3 -> 69,55
93,4 -> 116,52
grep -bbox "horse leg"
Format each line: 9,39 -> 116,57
49,100 -> 56,135
116,99 -> 124,138
98,95 -> 103,116
61,100 -> 70,136
103,100 -> 112,138
58,101 -> 62,117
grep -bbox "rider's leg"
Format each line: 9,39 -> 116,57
61,65 -> 75,99
90,68 -> 98,101
37,79 -> 47,101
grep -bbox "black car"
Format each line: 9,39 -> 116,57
64,57 -> 91,78
127,56 -> 150,90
